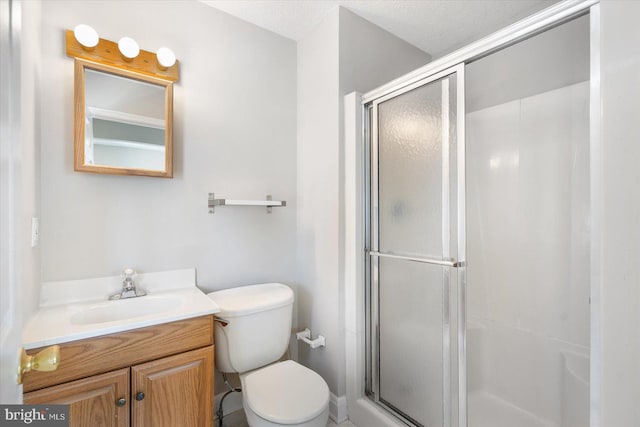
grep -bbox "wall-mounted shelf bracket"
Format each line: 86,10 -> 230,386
208,193 -> 286,214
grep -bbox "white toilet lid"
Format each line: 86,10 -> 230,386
242,360 -> 329,425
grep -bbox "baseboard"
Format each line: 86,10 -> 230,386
330,393 -> 348,423
214,389 -> 243,421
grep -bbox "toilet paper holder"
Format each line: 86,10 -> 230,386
296,328 -> 326,349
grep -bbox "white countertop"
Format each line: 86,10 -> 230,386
23,268 -> 220,350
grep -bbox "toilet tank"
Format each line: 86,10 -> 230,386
208,283 -> 294,374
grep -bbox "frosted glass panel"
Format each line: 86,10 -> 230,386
369,70 -> 460,427
378,81 -> 443,258
466,15 -> 590,427
378,257 -> 444,427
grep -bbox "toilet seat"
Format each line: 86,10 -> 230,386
241,360 -> 329,425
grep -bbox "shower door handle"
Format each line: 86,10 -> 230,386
368,251 -> 464,267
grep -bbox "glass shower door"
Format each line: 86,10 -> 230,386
367,65 -> 465,427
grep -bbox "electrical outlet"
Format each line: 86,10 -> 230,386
31,217 -> 39,247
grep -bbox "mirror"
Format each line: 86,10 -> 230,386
74,59 -> 173,178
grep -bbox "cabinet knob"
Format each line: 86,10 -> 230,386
116,398 -> 126,407
135,392 -> 145,401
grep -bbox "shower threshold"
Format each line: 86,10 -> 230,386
468,390 -> 555,427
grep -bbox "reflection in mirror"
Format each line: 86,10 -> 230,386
85,69 -> 166,170
75,59 -> 173,178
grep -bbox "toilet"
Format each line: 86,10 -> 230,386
208,283 -> 330,427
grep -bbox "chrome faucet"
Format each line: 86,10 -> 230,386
109,268 -> 146,300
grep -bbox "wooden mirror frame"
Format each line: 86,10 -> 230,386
74,59 -> 174,178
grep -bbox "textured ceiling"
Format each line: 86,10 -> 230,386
200,0 -> 559,57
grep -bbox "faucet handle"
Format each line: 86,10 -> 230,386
122,268 -> 136,281
109,268 -> 144,300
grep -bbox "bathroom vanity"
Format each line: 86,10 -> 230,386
24,316 -> 213,427
21,269 -> 219,427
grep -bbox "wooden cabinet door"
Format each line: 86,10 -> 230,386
24,368 -> 129,427
132,346 -> 213,427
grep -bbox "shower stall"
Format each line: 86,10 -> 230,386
348,2 -> 598,427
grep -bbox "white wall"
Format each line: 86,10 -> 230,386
296,5 -> 342,397
338,8 -> 432,95
20,0 -> 42,325
296,5 -> 429,401
38,1 -> 297,294
599,2 -> 640,426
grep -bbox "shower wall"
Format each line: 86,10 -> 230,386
464,14 -> 591,427
466,80 -> 590,427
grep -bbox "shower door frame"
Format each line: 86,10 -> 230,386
352,1 -> 602,426
365,64 -> 466,427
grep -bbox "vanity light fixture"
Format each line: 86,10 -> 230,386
118,36 -> 140,60
66,27 -> 179,81
73,24 -> 99,50
156,47 -> 176,69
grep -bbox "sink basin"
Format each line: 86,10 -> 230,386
70,295 -> 182,325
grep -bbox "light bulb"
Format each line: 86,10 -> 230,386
73,24 -> 99,49
118,37 -> 139,60
156,47 -> 176,69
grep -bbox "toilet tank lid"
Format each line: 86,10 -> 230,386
207,283 -> 294,317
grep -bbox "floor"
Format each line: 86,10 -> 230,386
220,410 -> 357,427
221,392 -> 555,427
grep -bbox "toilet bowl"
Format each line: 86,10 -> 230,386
241,360 -> 329,427
208,283 -> 330,427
